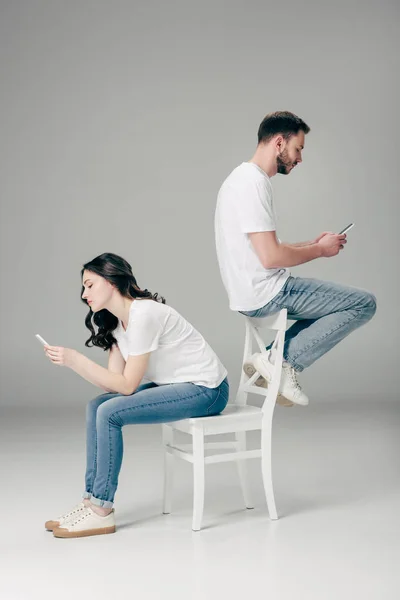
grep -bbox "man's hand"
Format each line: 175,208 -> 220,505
317,233 -> 347,257
44,345 -> 78,368
314,231 -> 334,244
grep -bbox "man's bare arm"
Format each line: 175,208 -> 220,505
285,231 -> 335,248
287,240 -> 315,248
249,231 -> 346,269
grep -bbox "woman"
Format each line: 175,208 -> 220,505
43,252 -> 229,538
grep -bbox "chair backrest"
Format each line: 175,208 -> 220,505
235,309 -> 288,412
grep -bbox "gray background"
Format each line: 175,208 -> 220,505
0,0 -> 398,407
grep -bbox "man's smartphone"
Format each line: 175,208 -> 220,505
35,334 -> 49,346
338,223 -> 355,235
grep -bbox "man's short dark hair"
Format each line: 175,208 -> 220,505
257,111 -> 310,144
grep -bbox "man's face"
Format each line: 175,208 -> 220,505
276,131 -> 305,175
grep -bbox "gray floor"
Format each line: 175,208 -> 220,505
1,399 -> 399,600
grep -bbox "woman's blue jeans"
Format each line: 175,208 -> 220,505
240,277 -> 377,372
83,377 -> 229,507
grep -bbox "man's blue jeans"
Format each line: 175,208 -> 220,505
83,377 -> 229,507
240,277 -> 376,372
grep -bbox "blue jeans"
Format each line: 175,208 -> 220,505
83,377 -> 229,507
240,277 -> 377,372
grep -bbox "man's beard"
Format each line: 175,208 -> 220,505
277,149 -> 295,175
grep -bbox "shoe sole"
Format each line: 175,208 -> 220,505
53,525 -> 116,538
243,363 -> 295,408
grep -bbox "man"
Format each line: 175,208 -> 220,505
214,111 -> 376,406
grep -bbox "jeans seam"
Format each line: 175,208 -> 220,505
103,421 -> 114,503
289,311 -> 359,365
91,435 -> 97,494
86,393 -> 116,495
279,289 -> 373,314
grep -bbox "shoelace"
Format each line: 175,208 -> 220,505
69,508 -> 92,527
285,365 -> 302,391
59,503 -> 84,521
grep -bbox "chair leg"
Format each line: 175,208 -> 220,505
234,431 -> 254,509
162,425 -> 174,514
261,421 -> 278,520
192,428 -> 205,531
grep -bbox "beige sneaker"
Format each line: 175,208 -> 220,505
243,352 -> 295,407
45,502 -> 86,531
53,507 -> 116,538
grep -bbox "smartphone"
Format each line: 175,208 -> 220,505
35,334 -> 49,346
338,223 -> 355,235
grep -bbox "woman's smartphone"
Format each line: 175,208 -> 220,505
35,334 -> 49,346
338,223 -> 355,235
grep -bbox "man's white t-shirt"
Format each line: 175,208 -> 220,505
113,299 -> 227,388
215,162 -> 290,311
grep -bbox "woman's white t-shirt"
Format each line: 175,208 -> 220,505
113,299 -> 227,388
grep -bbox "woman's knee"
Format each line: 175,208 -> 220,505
86,392 -> 114,419
96,402 -> 123,428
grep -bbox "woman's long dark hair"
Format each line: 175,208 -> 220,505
81,252 -> 165,351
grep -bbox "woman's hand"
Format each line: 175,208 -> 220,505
44,345 -> 78,368
43,344 -> 149,395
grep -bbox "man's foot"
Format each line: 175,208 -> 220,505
243,353 -> 295,407
280,362 -> 309,406
245,352 -> 309,406
53,507 -> 116,538
44,502 -> 86,531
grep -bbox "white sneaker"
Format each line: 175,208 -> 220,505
45,502 -> 86,531
280,362 -> 309,406
243,352 -> 295,408
53,507 -> 116,538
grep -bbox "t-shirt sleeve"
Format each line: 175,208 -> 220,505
234,181 -> 276,233
126,311 -> 162,356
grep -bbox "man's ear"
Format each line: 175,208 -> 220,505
274,134 -> 284,151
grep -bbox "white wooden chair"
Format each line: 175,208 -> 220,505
162,309 -> 287,530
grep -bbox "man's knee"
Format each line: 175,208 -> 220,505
363,291 -> 377,319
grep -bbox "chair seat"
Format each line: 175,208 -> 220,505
166,404 -> 262,434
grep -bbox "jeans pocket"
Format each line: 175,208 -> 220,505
207,379 -> 229,415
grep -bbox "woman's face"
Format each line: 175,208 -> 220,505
81,270 -> 115,312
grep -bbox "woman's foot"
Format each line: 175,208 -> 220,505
89,502 -> 112,517
44,501 -> 87,531
45,498 -> 92,531
53,507 -> 116,538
